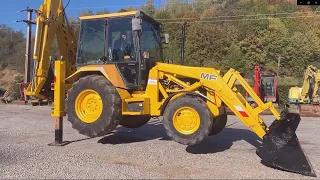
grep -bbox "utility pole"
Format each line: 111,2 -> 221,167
277,55 -> 281,84
17,7 -> 36,102
181,22 -> 187,65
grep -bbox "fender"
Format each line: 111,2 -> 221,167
65,64 -> 127,89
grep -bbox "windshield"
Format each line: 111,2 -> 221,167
140,20 -> 162,62
77,19 -> 106,65
76,16 -> 162,65
262,77 -> 275,96
107,17 -> 134,62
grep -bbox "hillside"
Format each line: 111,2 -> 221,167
1,0 -> 320,90
0,24 -> 26,90
73,0 -> 320,85
0,69 -> 23,90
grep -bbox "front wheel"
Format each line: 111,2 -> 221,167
209,106 -> 227,136
67,75 -> 122,137
162,95 -> 213,145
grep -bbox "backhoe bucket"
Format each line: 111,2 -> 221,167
256,112 -> 316,177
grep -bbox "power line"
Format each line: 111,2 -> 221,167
161,15 -> 320,24
63,14 -> 320,26
155,11 -> 320,21
65,0 -> 220,10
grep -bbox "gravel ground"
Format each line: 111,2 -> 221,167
0,104 -> 319,179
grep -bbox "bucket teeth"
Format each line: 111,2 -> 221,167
256,112 -> 317,177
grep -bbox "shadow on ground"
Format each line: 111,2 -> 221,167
186,128 -> 260,154
98,119 -> 261,155
98,119 -> 171,145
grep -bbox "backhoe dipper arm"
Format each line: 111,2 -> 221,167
26,0 -> 77,100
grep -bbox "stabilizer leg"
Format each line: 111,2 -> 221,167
48,60 -> 70,147
48,117 -> 70,146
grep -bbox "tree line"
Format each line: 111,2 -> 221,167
2,0 -> 320,86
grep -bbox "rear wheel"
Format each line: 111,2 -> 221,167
67,75 -> 122,137
162,95 -> 213,145
209,106 -> 227,136
120,115 -> 151,128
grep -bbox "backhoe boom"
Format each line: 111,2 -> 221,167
26,0 -> 77,100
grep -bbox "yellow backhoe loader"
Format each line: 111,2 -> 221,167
25,0 -> 316,177
288,65 -> 320,116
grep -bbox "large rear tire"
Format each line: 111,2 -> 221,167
67,75 -> 122,137
162,95 -> 213,145
209,106 -> 227,136
120,115 -> 151,128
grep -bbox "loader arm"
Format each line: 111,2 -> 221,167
152,63 -> 280,139
145,63 -> 316,177
25,0 -> 77,100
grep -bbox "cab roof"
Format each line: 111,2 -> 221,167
79,11 -> 138,20
78,11 -> 161,27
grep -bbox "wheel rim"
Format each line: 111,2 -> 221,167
75,89 -> 103,124
173,106 -> 201,135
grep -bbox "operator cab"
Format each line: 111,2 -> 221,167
76,11 -> 164,90
261,75 -> 277,103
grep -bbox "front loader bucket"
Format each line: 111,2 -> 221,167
256,111 -> 317,177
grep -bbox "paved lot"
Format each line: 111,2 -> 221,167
0,104 -> 319,179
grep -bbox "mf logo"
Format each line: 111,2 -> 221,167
200,73 -> 218,81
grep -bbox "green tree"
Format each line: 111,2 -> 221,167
96,9 -> 110,15
140,0 -> 156,17
0,25 -> 26,72
78,10 -> 94,17
221,42 -> 247,73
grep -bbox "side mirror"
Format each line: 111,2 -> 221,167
165,33 -> 170,44
167,59 -> 173,64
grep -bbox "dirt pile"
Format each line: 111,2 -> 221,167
0,69 -> 24,90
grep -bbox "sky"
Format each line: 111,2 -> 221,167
2,0 -> 164,34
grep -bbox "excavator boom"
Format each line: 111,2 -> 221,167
288,65 -> 320,116
301,65 -> 320,103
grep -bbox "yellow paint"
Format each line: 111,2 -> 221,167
75,89 -> 103,124
144,67 -> 162,115
141,62 -> 281,139
61,61 -> 281,139
26,0 -> 77,100
116,87 -> 131,100
300,65 -> 320,103
122,97 -> 150,115
51,60 -> 66,118
79,11 -> 138,20
65,65 -> 126,89
288,87 -> 302,103
173,107 -> 201,135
